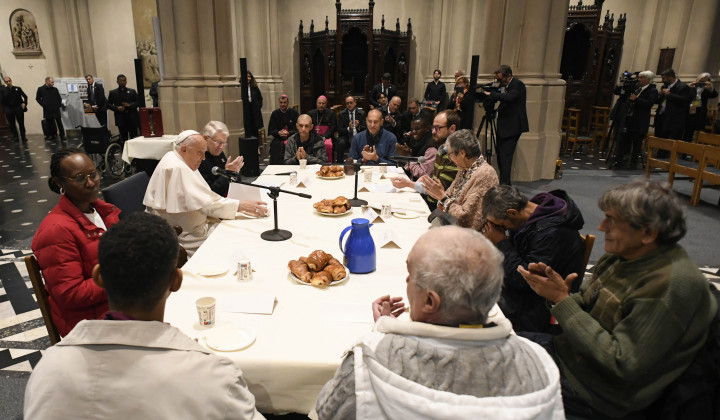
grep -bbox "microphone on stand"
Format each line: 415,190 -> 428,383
437,145 -> 448,156
211,166 -> 241,179
389,156 -> 427,163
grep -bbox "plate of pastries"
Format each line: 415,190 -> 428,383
288,250 -> 349,287
313,196 -> 351,216
316,165 -> 345,179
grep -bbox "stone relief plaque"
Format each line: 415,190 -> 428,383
10,9 -> 42,56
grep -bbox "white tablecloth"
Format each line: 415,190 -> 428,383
164,165 -> 437,414
121,134 -> 177,163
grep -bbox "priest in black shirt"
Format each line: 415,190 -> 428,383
267,94 -> 299,164
198,121 -> 243,196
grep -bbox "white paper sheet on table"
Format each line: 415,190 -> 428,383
228,183 -> 262,202
217,293 -> 276,315
323,302 -> 374,323
368,183 -> 396,193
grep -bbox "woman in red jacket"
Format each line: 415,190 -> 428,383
31,149 -> 121,337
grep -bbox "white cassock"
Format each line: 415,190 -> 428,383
143,150 -> 238,256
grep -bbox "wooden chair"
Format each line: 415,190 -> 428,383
696,132 -> 720,167
645,136 -> 676,178
560,108 -> 570,151
669,142 -> 705,188
24,256 -> 61,345
591,106 -> 611,154
705,106 -> 717,133
257,127 -> 268,159
580,234 -> 595,270
563,108 -> 594,155
691,145 -> 720,206
291,104 -> 299,111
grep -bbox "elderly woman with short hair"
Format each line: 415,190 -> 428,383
419,129 -> 498,230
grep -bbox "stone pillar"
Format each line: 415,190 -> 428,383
48,0 -> 96,76
156,0 -> 243,156
678,0 -> 720,78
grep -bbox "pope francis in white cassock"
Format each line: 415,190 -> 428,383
143,130 -> 268,255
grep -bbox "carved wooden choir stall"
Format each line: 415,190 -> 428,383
298,0 -> 412,112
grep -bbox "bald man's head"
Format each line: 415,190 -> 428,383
296,114 -> 314,140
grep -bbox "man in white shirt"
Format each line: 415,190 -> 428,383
143,130 -> 267,255
24,212 -> 265,419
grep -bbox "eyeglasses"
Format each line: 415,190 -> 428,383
208,137 -> 228,147
63,171 -> 100,184
432,125 -> 447,132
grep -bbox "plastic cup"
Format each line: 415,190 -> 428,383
299,159 -> 307,169
196,297 -> 216,327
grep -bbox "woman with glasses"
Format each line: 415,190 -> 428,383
31,148 -> 120,337
419,129 -> 498,230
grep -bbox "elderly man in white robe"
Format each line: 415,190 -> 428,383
143,130 -> 268,255
316,226 -> 565,420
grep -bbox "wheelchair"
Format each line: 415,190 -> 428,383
79,126 -> 127,177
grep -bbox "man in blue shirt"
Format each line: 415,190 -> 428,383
349,109 -> 397,165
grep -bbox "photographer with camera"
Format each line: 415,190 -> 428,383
448,76 -> 475,130
655,69 -> 693,142
482,65 -> 528,185
608,71 -> 637,150
613,71 -> 658,169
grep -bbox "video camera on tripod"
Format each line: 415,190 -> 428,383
474,81 -> 502,115
619,71 -> 640,94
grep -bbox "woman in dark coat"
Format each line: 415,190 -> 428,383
244,71 -> 264,138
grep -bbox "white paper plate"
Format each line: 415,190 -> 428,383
393,211 -> 422,219
205,326 -> 256,351
196,264 -> 229,277
316,174 -> 345,180
288,267 -> 350,286
314,209 -> 351,217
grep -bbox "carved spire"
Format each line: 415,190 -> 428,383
299,20 -> 303,34
381,14 -> 385,30
310,19 -> 314,33
617,13 -> 627,31
407,18 -> 412,34
396,18 -> 400,32
325,15 -> 329,32
336,0 -> 341,13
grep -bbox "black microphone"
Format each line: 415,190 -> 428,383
437,145 -> 448,156
390,155 -> 426,163
211,166 -> 240,179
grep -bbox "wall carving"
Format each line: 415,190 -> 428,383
10,9 -> 42,56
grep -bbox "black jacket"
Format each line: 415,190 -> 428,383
307,109 -> 337,140
496,189 -> 585,334
198,151 -> 231,196
625,84 -> 659,135
267,107 -> 300,142
655,80 -> 693,138
337,108 -> 366,141
2,85 -> 28,111
36,85 -> 63,119
369,82 -> 397,108
488,77 -> 529,138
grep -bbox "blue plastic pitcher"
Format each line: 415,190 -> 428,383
339,218 -> 376,273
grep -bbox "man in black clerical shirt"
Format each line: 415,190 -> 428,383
36,77 -> 65,141
198,121 -> 244,196
307,95 -> 336,143
107,74 -> 140,141
2,76 -> 28,141
336,95 -> 366,162
267,94 -> 300,164
370,73 -> 398,109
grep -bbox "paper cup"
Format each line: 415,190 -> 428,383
196,297 -> 216,327
299,159 -> 307,169
363,171 -> 373,183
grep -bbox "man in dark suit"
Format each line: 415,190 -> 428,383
654,68 -> 693,142
107,74 -> 140,141
382,96 -> 404,142
307,95 -> 337,142
369,73 -> 398,109
401,98 -> 427,137
484,65 -> 529,185
35,77 -> 65,141
267,94 -> 300,164
2,76 -> 28,141
613,71 -> 659,169
336,95 -> 366,162
85,74 -> 107,127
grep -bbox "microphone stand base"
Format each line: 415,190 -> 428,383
261,229 -> 293,241
349,198 -> 368,207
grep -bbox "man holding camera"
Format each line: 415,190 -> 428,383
483,65 -> 528,185
613,71 -> 658,169
655,69 -> 693,141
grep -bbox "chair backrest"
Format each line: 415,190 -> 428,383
81,126 -> 111,154
580,234 -> 595,270
646,136 -> 676,176
697,132 -> 720,148
24,256 -> 61,345
101,171 -> 150,219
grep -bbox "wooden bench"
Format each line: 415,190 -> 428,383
645,136 -> 676,179
691,145 -> 720,206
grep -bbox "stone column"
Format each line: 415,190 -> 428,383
677,0 -> 720,78
156,0 -> 243,155
48,0 -> 96,76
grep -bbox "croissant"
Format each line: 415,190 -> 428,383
317,205 -> 333,213
307,250 -> 331,271
288,260 -> 312,283
323,264 -> 347,281
299,256 -> 308,264
330,165 -> 343,172
328,256 -> 341,266
311,271 -> 332,287
332,205 -> 346,214
333,196 -> 349,207
320,166 -> 331,174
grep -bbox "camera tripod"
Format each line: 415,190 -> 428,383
476,109 -> 498,164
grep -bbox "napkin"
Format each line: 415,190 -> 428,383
368,183 -> 396,193
217,293 -> 276,315
377,229 -> 401,248
362,206 -> 385,223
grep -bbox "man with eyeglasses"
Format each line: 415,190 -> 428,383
389,110 -> 460,210
198,121 -> 243,196
480,185 -> 585,334
336,96 -> 366,162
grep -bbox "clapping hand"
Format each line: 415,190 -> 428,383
225,155 -> 244,173
419,175 -> 445,200
372,295 -> 406,322
362,145 -> 379,162
390,177 -> 414,189
396,143 -> 411,156
517,262 -> 577,304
